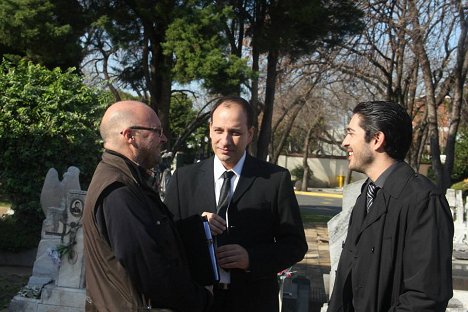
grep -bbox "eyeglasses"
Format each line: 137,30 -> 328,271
126,126 -> 164,137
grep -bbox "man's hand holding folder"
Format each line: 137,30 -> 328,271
176,215 -> 220,286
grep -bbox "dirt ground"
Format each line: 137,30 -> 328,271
0,266 -> 31,311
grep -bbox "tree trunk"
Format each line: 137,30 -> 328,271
148,28 -> 173,149
249,0 -> 266,157
301,126 -> 313,191
249,43 -> 260,157
271,103 -> 303,164
407,0 -> 444,188
442,0 -> 468,189
256,48 -> 279,161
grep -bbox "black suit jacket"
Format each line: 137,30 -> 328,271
328,162 -> 453,312
164,154 -> 308,311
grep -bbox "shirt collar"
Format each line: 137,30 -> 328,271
373,160 -> 401,188
213,151 -> 246,180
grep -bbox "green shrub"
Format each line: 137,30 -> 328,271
0,59 -> 110,250
452,128 -> 468,183
451,179 -> 468,198
0,216 -> 41,252
291,165 -> 313,182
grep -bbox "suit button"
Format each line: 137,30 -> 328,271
371,247 -> 375,253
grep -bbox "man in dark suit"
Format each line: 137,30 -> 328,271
328,101 -> 453,311
164,96 -> 308,312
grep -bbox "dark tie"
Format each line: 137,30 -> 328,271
366,182 -> 379,212
217,171 -> 235,220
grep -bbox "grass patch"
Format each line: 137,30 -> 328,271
300,210 -> 334,223
0,274 -> 29,309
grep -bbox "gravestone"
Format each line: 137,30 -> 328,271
327,180 -> 365,291
320,179 -> 365,311
9,167 -> 86,312
449,189 -> 468,259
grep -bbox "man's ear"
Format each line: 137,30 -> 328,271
121,128 -> 134,143
247,126 -> 254,143
372,131 -> 385,151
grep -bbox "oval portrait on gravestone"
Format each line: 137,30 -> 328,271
70,199 -> 83,217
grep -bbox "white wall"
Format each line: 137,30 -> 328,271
277,155 -> 366,187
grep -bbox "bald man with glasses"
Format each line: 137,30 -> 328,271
83,100 -> 212,312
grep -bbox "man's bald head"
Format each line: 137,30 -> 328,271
99,100 -> 166,169
100,100 -> 157,149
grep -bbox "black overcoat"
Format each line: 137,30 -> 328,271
164,154 -> 308,312
328,162 -> 453,312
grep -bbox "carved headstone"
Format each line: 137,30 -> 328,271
326,179 -> 365,296
10,167 -> 86,312
452,189 -> 468,259
40,166 -> 81,217
40,168 -> 64,216
56,190 -> 86,289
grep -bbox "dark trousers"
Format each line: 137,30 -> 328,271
210,282 -> 279,312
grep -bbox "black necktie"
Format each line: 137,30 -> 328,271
366,182 -> 379,212
217,171 -> 235,220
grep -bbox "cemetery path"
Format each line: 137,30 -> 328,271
283,222 -> 330,312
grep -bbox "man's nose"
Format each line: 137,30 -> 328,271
160,133 -> 168,143
341,135 -> 349,147
220,132 -> 232,145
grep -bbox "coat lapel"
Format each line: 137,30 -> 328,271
359,191 -> 389,234
230,154 -> 257,205
197,157 -> 217,213
351,188 -> 368,245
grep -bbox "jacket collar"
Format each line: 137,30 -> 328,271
102,150 -> 157,194
379,162 -> 415,199
356,162 -> 415,238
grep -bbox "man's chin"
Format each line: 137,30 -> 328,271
217,154 -> 232,162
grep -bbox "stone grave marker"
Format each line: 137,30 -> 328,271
9,167 -> 86,312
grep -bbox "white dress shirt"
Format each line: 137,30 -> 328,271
213,151 -> 246,284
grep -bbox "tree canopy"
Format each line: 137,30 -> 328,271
0,0 -> 86,69
0,59 -> 109,226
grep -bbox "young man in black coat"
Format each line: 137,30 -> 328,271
328,101 -> 453,311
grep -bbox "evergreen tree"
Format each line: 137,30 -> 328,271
0,0 -> 86,69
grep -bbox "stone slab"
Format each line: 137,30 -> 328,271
40,285 -> 86,308
9,296 -> 40,312
30,238 -> 61,283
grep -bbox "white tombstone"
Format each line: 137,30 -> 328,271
446,188 -> 456,221
326,180 -> 365,297
10,167 -> 86,312
452,189 -> 468,260
455,190 -> 465,226
56,190 -> 86,289
40,168 -> 64,216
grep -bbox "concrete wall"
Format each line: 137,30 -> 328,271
277,155 -> 366,187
